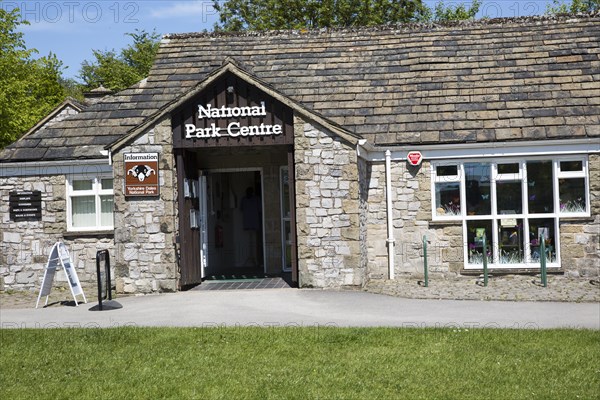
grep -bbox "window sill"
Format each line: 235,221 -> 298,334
559,215 -> 594,222
63,230 -> 114,239
429,219 -> 462,227
460,267 -> 563,276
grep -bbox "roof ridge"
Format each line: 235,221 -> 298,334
163,12 -> 600,40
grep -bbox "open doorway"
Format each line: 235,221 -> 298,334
205,169 -> 265,278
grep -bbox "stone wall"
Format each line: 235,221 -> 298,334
364,162 -> 387,279
364,160 -> 449,281
357,157 -> 369,283
294,117 -> 364,288
559,153 -> 600,278
45,104 -> 81,128
0,174 -> 113,292
112,116 -> 178,293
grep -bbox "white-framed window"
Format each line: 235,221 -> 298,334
430,156 -> 590,269
67,175 -> 114,231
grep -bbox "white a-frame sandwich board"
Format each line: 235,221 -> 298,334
36,242 -> 87,308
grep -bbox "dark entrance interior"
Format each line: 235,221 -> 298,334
205,170 -> 265,278
177,145 -> 296,285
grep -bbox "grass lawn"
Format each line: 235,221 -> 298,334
1,327 -> 598,399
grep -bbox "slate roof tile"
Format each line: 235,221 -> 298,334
36,138 -> 68,147
10,139 -> 41,148
10,148 -> 48,160
43,147 -> 77,160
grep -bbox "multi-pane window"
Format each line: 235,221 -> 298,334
431,157 -> 589,269
67,176 -> 114,231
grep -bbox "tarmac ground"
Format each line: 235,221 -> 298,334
1,277 -> 598,330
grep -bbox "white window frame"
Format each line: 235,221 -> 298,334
66,175 -> 114,231
430,155 -> 590,270
431,163 -> 463,220
555,158 -> 590,217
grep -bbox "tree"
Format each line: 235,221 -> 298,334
0,7 -> 66,148
213,0 -> 430,31
79,30 -> 161,92
213,0 -> 482,31
428,0 -> 481,21
546,0 -> 599,13
59,77 -> 85,101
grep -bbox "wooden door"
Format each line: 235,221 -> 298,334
176,150 -> 202,287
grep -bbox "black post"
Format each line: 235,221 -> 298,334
91,250 -> 121,311
95,250 -> 108,311
483,236 -> 488,287
423,235 -> 428,288
104,250 -> 112,300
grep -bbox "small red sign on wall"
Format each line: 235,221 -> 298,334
407,151 -> 423,166
124,153 -> 159,196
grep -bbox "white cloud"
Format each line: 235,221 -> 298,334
20,19 -> 78,33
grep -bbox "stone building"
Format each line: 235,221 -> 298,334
1,14 -> 599,293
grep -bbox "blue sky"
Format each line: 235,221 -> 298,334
4,1 -> 554,81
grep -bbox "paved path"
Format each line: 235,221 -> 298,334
1,289 -> 598,329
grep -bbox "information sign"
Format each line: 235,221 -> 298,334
124,153 -> 160,196
9,191 -> 42,221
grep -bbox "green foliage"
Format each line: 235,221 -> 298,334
79,29 -> 160,92
429,0 -> 481,21
0,6 -> 65,148
213,0 -> 483,30
546,0 -> 600,13
1,327 -> 599,399
59,77 -> 85,101
213,0 -> 431,31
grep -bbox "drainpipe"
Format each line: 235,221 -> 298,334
100,149 -> 112,165
385,150 -> 395,280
